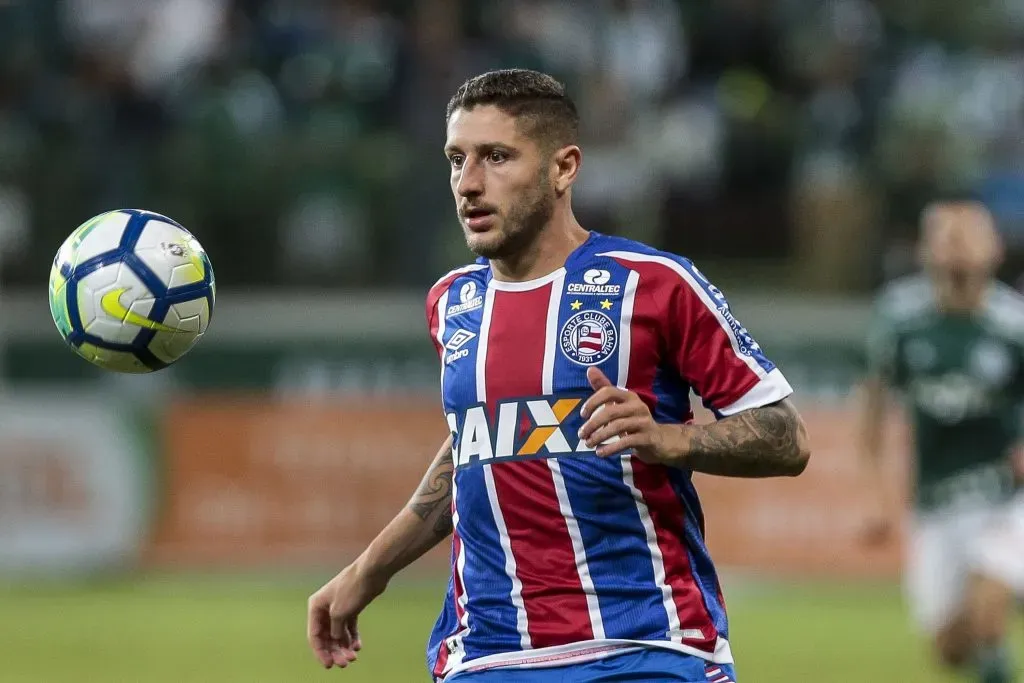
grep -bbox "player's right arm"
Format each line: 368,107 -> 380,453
858,290 -> 902,543
306,435 -> 454,670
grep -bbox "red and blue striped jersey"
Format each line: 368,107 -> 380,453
424,232 -> 792,680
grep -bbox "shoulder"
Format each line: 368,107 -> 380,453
983,281 -> 1024,341
873,274 -> 935,328
426,262 -> 489,305
592,235 -> 706,291
592,236 -> 735,324
593,234 -> 687,268
425,261 -> 489,326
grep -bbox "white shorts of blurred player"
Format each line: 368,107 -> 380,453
905,492 -> 1024,634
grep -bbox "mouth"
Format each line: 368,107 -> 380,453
462,208 -> 496,232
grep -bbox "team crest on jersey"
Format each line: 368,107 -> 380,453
447,280 -> 483,317
560,310 -> 617,366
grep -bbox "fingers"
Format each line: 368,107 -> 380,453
328,614 -> 360,668
349,617 -> 362,652
861,517 -> 892,546
583,416 -> 646,451
596,433 -> 642,459
309,591 -> 361,670
586,366 -> 613,391
329,640 -> 359,668
579,400 -> 645,439
311,642 -> 334,669
310,637 -> 334,668
580,380 -> 658,461
858,509 -> 892,547
580,386 -> 628,419
307,596 -> 334,669
333,610 -> 358,647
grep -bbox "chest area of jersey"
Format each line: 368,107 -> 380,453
899,323 -> 1017,422
899,324 -> 1015,386
437,271 -> 656,468
440,271 -> 654,392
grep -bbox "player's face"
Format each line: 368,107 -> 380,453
445,105 -> 555,260
922,203 -> 1002,278
921,203 -> 1003,307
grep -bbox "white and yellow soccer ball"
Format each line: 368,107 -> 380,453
47,209 -> 216,373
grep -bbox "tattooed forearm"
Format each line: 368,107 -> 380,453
358,437 -> 455,582
679,399 -> 810,477
407,442 -> 454,540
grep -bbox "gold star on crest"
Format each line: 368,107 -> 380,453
570,300 -> 582,311
600,299 -> 613,310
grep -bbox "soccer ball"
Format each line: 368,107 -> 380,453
47,209 -> 216,373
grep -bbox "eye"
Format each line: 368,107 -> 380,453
448,154 -> 465,168
487,150 -> 507,163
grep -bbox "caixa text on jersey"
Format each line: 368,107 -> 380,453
445,396 -> 624,469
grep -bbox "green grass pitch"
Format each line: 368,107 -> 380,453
0,574 -> 1020,682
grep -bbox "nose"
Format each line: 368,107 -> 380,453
455,158 -> 484,199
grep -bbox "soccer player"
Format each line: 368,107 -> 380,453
859,200 -> 1024,683
307,69 -> 811,682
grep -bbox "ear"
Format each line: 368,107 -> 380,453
917,203 -> 942,268
552,145 -> 582,195
983,207 -> 1006,269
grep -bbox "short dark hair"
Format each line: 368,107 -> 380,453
446,69 -> 579,151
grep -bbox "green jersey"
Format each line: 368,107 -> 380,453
867,274 -> 1024,511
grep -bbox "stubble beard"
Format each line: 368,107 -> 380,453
465,175 -> 555,261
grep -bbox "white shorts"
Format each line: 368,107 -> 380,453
904,492 -> 1024,633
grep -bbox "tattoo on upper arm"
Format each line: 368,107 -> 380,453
685,399 -> 809,477
408,445 -> 455,537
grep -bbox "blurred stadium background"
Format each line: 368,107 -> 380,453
1,0 -> 1023,681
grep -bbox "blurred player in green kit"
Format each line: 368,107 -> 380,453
860,200 -> 1024,683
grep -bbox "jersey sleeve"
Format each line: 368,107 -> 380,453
666,259 -> 793,417
865,297 -> 900,382
425,263 -> 488,366
992,289 -> 1024,403
426,283 -> 447,363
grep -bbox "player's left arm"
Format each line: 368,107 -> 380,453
994,288 -> 1024,483
580,367 -> 810,476
661,396 -> 809,477
1010,327 -> 1024,484
579,257 -> 809,477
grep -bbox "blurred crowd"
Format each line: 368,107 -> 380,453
0,0 -> 1022,292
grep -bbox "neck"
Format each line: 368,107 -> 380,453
490,205 -> 589,282
935,279 -> 987,315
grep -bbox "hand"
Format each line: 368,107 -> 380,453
307,562 -> 387,669
578,366 -> 675,465
860,505 -> 894,547
859,483 -> 896,547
